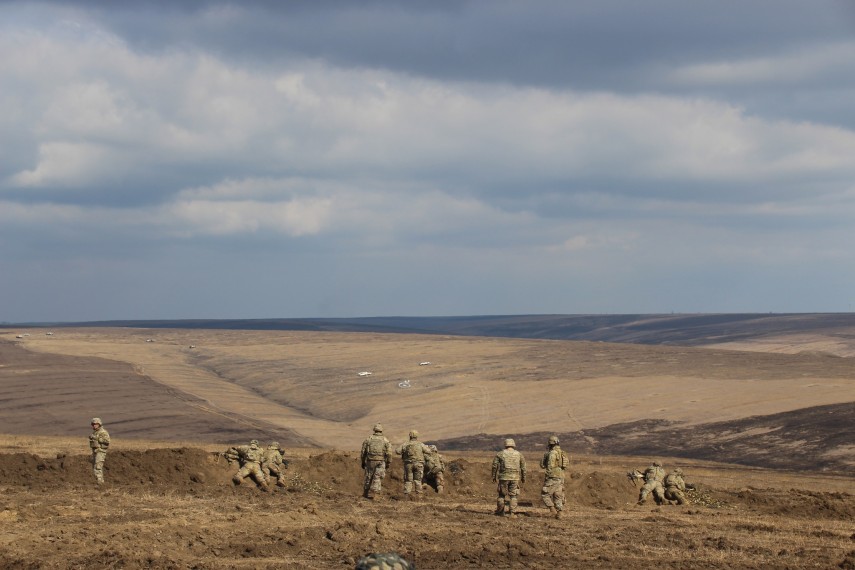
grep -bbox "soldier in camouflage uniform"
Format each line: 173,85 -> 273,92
88,417 -> 110,485
232,440 -> 269,491
664,468 -> 688,505
423,444 -> 446,494
637,460 -> 666,505
355,552 -> 414,570
360,423 -> 392,499
540,435 -> 568,518
395,430 -> 431,497
261,442 -> 289,488
491,438 -> 526,517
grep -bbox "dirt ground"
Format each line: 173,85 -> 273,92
0,443 -> 853,569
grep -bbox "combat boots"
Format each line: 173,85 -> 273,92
548,506 -> 557,517
555,509 -> 563,519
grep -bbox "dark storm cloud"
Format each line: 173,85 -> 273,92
43,0 -> 854,90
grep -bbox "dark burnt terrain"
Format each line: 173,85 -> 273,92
437,401 -> 855,473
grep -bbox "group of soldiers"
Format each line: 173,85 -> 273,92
221,440 -> 290,491
360,426 -> 572,519
88,417 -> 692,516
628,461 -> 693,505
360,424 -> 445,500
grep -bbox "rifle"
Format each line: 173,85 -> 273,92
626,470 -> 644,486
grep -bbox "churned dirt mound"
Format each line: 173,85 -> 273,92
1,447 -> 854,569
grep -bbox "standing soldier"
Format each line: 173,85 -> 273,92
396,430 -> 431,498
636,460 -> 666,505
423,444 -> 446,494
232,440 -> 269,491
261,442 -> 289,488
540,435 -> 568,518
360,423 -> 391,500
491,438 -> 526,517
88,417 -> 110,485
664,468 -> 688,505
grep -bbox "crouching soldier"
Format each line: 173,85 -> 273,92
636,460 -> 666,505
664,468 -> 691,505
424,444 -> 446,494
261,442 -> 289,488
231,440 -> 269,491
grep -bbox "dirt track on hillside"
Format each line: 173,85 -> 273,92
1,447 -> 854,569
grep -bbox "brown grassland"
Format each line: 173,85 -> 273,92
0,326 -> 853,568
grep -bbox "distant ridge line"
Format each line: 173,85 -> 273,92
5,313 -> 855,346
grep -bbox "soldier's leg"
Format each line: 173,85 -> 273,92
250,464 -> 269,490
370,461 -> 386,494
541,480 -> 556,508
554,482 -> 565,517
268,464 -> 286,487
508,480 -> 520,516
413,462 -> 425,494
652,482 -> 666,505
638,481 -> 653,504
403,463 -> 414,494
233,465 -> 250,485
92,450 -> 106,484
363,466 -> 374,497
435,471 -> 445,494
496,481 -> 507,514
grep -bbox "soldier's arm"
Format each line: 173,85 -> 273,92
491,457 -> 499,481
99,431 -> 111,447
520,454 -> 527,483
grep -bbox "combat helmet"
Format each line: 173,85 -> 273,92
548,435 -> 560,446
269,441 -> 280,449
373,423 -> 383,433
428,444 -> 438,452
652,461 -> 662,467
409,430 -> 419,439
503,438 -> 516,448
674,468 -> 683,475
250,439 -> 259,447
91,417 -> 102,426
355,552 -> 413,570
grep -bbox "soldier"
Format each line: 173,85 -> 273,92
88,417 -> 110,485
423,444 -> 446,494
540,435 -> 569,519
232,440 -> 269,491
491,438 -> 526,517
261,441 -> 289,488
360,423 -> 392,499
395,430 -> 431,497
664,468 -> 688,505
636,460 -> 666,505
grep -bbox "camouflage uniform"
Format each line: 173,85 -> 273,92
355,552 -> 414,570
396,430 -> 431,496
637,461 -> 666,505
232,440 -> 269,490
88,417 -> 110,485
361,424 -> 392,499
491,438 -> 526,517
664,468 -> 687,505
423,444 -> 445,493
261,442 -> 289,487
540,435 -> 568,518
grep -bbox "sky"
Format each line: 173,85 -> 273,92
2,0 -> 855,322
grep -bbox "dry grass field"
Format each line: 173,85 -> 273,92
0,324 -> 853,568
